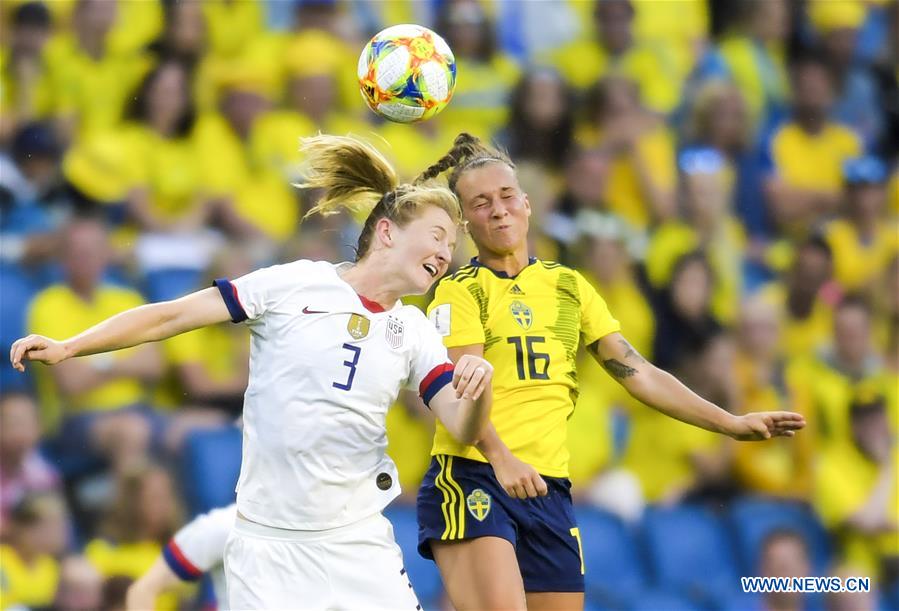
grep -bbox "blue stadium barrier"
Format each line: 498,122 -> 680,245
642,505 -> 738,606
727,497 -> 832,575
180,425 -> 242,516
575,505 -> 647,609
383,503 -> 444,608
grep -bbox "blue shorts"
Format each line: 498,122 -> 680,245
416,455 -> 584,593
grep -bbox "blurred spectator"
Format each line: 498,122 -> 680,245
498,67 -> 575,174
548,0 -> 683,115
758,529 -> 813,611
763,56 -> 863,237
697,0 -> 791,136
101,575 -> 133,611
760,236 -> 837,359
85,464 -> 185,610
435,0 -> 520,142
54,554 -> 104,611
201,0 -> 265,61
824,156 -> 899,292
791,296 -> 893,451
567,213 -> 653,514
153,251 -> 251,450
682,79 -> 775,251
812,2 -> 885,150
622,328 -> 732,505
27,215 -> 163,473
194,74 -> 299,243
815,391 -> 897,582
40,0 -> 148,142
542,147 -> 614,263
578,75 -> 677,230
1,122 -> 67,269
645,148 -> 745,324
0,1 -> 54,142
0,493 -> 70,609
651,251 -> 722,371
0,392 -> 61,532
732,297 -> 813,500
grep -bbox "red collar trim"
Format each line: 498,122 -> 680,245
357,293 -> 386,313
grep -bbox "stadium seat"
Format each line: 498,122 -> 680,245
727,497 -> 832,574
642,505 -> 738,605
143,268 -> 203,303
383,503 -> 444,607
180,425 -> 242,515
0,263 -> 37,391
575,505 -> 647,608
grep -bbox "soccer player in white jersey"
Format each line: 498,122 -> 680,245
126,503 -> 235,610
10,134 -> 495,610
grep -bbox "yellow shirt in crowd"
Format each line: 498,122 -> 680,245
28,285 -> 147,427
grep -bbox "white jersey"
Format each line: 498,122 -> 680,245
163,504 -> 235,607
215,260 -> 453,530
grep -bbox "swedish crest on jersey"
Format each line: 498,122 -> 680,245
510,300 -> 533,330
466,488 -> 491,521
385,316 -> 405,348
347,313 -> 370,339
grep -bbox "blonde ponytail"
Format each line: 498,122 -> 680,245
298,134 -> 461,261
299,134 -> 399,219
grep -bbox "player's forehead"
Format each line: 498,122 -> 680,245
455,162 -> 519,202
411,204 -> 458,236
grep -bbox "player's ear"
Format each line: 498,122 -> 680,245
522,193 -> 532,217
374,217 -> 394,248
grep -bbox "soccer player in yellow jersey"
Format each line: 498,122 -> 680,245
414,134 -> 807,611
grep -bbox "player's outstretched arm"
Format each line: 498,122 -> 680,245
588,332 -> 806,441
429,354 -> 493,446
125,556 -> 180,610
10,287 -> 232,372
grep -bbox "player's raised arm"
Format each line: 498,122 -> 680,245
10,287 -> 232,372
428,354 -> 494,446
588,332 -> 806,440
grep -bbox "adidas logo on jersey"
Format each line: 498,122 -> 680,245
509,284 -> 524,295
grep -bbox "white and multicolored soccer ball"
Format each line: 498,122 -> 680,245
357,24 -> 456,123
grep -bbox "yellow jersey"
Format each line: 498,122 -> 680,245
28,284 -> 148,429
427,258 -> 620,477
0,545 -> 58,610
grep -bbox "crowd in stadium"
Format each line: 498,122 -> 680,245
0,0 -> 897,609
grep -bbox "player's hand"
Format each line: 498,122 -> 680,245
727,411 -> 806,441
452,355 -> 493,401
9,334 -> 69,372
489,451 -> 548,499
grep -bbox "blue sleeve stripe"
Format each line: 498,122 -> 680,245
421,370 -> 453,408
213,278 -> 248,323
163,541 -> 202,581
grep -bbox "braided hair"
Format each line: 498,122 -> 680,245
415,133 -> 515,194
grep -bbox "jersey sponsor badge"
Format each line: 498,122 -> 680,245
429,304 -> 451,337
509,284 -> 524,295
347,313 -> 370,339
510,300 -> 533,330
386,316 -> 405,349
466,488 -> 491,521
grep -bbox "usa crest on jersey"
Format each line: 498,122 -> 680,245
510,301 -> 532,330
385,316 -> 405,349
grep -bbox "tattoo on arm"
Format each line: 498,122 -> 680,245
602,359 -> 638,379
618,339 -> 647,364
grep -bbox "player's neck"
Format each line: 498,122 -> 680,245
339,262 -> 403,310
475,249 -> 531,277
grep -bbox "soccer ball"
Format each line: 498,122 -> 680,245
357,24 -> 456,123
